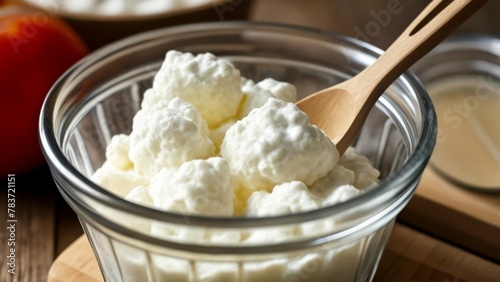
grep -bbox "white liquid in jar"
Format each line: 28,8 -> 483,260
427,76 -> 500,191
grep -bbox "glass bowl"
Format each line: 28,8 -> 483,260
39,22 -> 436,282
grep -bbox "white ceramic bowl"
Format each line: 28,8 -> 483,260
13,0 -> 253,50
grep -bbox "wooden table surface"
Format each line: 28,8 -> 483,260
45,223 -> 500,282
2,164 -> 500,282
2,1 -> 500,281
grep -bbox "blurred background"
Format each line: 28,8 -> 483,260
252,0 -> 500,49
10,0 -> 500,51
1,1 -> 499,281
5,0 -> 499,182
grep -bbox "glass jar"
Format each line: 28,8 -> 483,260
412,33 -> 500,192
39,22 -> 436,282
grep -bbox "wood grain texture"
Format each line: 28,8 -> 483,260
47,235 -> 102,282
398,168 -> 500,262
0,167 -> 57,282
375,225 -> 500,282
47,224 -> 500,282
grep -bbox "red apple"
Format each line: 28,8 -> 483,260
0,3 -> 88,175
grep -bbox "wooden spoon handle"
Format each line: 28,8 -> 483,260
352,0 -> 488,104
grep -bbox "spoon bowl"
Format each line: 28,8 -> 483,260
296,0 -> 489,155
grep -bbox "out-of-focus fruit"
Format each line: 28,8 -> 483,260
0,3 -> 88,175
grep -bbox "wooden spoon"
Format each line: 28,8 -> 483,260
296,0 -> 488,156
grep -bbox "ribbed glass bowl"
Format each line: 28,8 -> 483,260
39,22 -> 436,282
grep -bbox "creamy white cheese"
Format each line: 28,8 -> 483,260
221,98 -> 339,192
240,77 -> 297,118
143,96 -> 210,137
339,147 -> 381,189
209,119 -> 237,154
246,181 -> 320,217
128,106 -> 215,179
91,134 -> 148,197
90,50 -> 381,282
92,49 -> 380,223
142,50 -> 243,128
149,157 -> 234,216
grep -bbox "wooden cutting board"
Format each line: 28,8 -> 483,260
47,224 -> 500,282
398,168 -> 500,262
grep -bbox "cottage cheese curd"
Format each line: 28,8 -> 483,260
128,99 -> 215,179
142,50 -> 243,128
148,157 -> 234,216
239,77 -> 297,118
91,134 -> 148,196
91,50 -> 380,281
221,98 -> 339,192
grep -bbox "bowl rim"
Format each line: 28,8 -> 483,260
14,0 -> 234,21
411,32 -> 500,192
424,32 -> 500,56
39,21 -> 437,231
